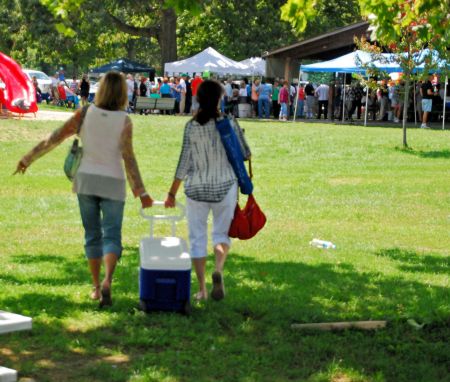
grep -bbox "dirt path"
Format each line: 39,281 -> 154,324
33,110 -> 73,121
3,110 -> 74,122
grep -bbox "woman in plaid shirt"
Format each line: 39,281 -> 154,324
165,80 -> 251,301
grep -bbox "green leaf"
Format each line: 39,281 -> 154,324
281,0 -> 317,33
55,22 -> 76,37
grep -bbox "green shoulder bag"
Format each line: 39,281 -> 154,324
64,105 -> 89,181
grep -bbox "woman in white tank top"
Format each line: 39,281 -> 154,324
15,72 -> 153,308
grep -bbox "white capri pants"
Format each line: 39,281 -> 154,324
186,183 -> 238,259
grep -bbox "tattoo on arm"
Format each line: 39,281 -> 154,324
121,117 -> 145,194
22,112 -> 81,165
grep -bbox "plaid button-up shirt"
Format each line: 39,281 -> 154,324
175,117 -> 251,202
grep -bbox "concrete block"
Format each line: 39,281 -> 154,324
0,366 -> 17,382
0,311 -> 32,334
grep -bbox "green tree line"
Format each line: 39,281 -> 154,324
0,0 -> 362,75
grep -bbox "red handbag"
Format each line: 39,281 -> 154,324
228,193 -> 266,240
227,156 -> 266,240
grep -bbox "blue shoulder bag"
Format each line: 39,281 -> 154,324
215,117 -> 253,195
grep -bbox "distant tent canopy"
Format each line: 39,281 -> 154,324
239,57 -> 266,76
164,47 -> 251,76
90,58 -> 155,78
300,50 -> 399,74
300,49 -> 449,74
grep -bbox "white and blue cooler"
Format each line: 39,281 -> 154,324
139,202 -> 191,314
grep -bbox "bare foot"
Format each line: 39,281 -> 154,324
194,291 -> 208,301
91,285 -> 101,300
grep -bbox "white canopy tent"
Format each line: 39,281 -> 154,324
164,47 -> 251,76
239,57 -> 266,76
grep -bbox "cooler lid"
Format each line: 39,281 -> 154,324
140,237 -> 191,270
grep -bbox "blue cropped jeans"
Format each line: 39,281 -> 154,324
258,96 -> 271,119
77,194 -> 125,260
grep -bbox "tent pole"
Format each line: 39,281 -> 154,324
413,80 -> 417,126
443,75 -> 447,130
342,73 -> 346,123
293,65 -> 301,122
364,81 -> 368,127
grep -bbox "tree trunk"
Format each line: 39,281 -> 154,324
159,8 -> 177,73
107,9 -> 177,73
126,39 -> 136,60
402,78 -> 411,148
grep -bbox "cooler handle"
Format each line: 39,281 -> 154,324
140,201 -> 185,237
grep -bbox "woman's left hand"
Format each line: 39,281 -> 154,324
14,160 -> 28,175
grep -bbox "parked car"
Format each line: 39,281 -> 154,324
22,69 -> 52,96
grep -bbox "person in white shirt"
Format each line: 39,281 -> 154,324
179,74 -> 187,115
239,81 -> 247,98
315,83 -> 330,119
126,74 -> 135,112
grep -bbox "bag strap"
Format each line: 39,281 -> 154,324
248,157 -> 253,179
77,105 -> 90,136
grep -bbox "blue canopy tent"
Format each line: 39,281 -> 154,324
90,58 -> 155,78
296,50 -> 448,128
299,50 -> 399,74
296,50 -> 399,124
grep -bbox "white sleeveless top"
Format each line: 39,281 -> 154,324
73,105 -> 128,201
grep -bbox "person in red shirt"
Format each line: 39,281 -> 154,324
296,84 -> 305,118
191,73 -> 203,114
57,82 -> 67,106
278,81 -> 290,121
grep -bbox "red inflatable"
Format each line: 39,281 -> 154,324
0,51 -> 38,114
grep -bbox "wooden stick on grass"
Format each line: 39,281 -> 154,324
291,320 -> 387,331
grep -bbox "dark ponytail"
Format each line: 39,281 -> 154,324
194,80 -> 223,125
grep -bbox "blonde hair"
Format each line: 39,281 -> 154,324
95,71 -> 127,111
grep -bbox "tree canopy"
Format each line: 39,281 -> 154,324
1,0 -> 379,75
281,0 -> 362,37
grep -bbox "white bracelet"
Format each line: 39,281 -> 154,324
140,192 -> 148,198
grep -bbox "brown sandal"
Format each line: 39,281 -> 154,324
99,287 -> 112,308
211,271 -> 225,301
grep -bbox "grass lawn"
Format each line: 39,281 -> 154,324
0,115 -> 449,382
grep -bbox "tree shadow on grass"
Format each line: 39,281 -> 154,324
376,248 -> 450,274
395,146 -> 450,159
3,253 -> 89,286
1,247 -> 449,382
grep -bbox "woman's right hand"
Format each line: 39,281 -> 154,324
164,193 -> 176,208
14,160 -> 28,175
140,194 -> 153,209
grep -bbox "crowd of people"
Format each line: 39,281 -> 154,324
129,73 -> 203,115
32,70 -> 91,109
223,74 -> 447,125
28,68 -> 448,126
